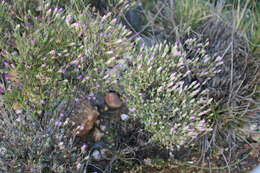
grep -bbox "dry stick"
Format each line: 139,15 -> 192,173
228,11 -> 235,110
201,136 -> 207,164
198,126 -> 216,163
218,143 -> 232,173
208,159 -> 213,173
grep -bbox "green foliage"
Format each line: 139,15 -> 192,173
0,0 -> 259,172
140,0 -> 209,40
204,0 -> 260,53
121,39 -> 223,149
0,1 -> 133,116
0,1 -> 136,171
133,0 -> 259,149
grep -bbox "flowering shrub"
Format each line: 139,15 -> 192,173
0,1 -> 133,116
0,108 -> 89,172
0,0 -> 259,172
0,1 -> 139,172
122,0 -> 259,152
121,40 -> 223,149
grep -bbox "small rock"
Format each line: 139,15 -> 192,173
92,150 -> 102,161
120,114 -> 129,121
65,15 -> 74,25
100,125 -> 106,131
91,93 -> 106,109
0,147 -> 7,156
105,92 -> 123,109
71,100 -> 100,137
91,149 -> 109,161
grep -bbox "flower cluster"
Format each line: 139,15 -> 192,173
1,0 -> 133,116
121,40 -> 223,149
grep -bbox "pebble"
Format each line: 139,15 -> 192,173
100,125 -> 106,131
105,92 -> 123,109
91,149 -> 109,161
120,114 -> 129,121
72,101 -> 100,137
91,93 -> 106,109
92,150 -> 102,161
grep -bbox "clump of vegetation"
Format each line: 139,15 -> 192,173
120,39 -> 223,149
0,108 -> 86,172
0,1 -> 134,171
139,0 -> 258,104
134,0 -> 259,150
118,0 -> 259,170
0,0 -> 259,172
0,0 -> 133,116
